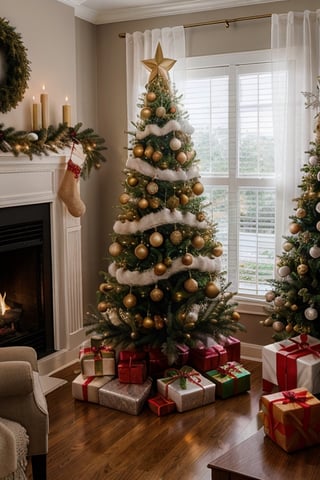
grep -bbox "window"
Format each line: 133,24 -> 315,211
184,51 -> 276,299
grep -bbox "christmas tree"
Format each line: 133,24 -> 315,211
264,79 -> 320,340
87,43 -> 244,364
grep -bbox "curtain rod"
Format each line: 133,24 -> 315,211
118,13 -> 272,38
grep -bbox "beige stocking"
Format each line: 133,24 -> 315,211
58,158 -> 86,217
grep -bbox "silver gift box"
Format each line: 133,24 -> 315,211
98,377 -> 153,415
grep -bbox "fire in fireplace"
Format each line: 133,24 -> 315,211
0,203 -> 54,358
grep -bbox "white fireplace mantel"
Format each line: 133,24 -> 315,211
0,152 -> 85,374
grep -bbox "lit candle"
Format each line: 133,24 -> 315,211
62,97 -> 71,127
32,96 -> 40,130
40,85 -> 49,129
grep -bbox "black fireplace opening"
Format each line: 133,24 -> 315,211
0,203 -> 55,358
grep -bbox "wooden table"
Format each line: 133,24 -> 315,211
208,427 -> 320,480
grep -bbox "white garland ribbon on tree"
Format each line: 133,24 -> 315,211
109,255 -> 221,286
135,118 -> 194,140
113,208 -> 210,235
126,156 -> 199,181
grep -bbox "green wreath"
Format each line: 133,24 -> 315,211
0,18 -> 31,113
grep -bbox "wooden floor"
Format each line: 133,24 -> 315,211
27,359 -> 263,480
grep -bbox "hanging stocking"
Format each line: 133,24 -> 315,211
58,144 -> 86,217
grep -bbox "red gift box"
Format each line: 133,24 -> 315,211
189,343 -> 228,372
174,344 -> 190,367
219,336 -> 241,362
118,358 -> 147,384
144,347 -> 169,378
148,394 -> 176,416
118,350 -> 146,361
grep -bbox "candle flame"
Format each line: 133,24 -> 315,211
0,292 -> 10,316
42,85 -> 46,91
65,96 -> 69,103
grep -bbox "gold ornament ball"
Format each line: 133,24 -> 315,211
205,281 -> 220,298
176,151 -> 187,164
149,231 -> 164,247
184,277 -> 198,293
170,230 -> 183,245
297,263 -> 308,275
264,317 -> 274,326
156,106 -> 166,117
285,323 -> 293,333
154,315 -> 164,329
184,321 -> 195,330
154,262 -> 167,276
164,257 -> 173,267
150,287 -> 164,302
134,313 -> 144,326
213,245 -> 223,257
173,291 -> 184,302
146,92 -> 156,102
192,235 -> 205,250
133,144 -> 145,157
140,107 -> 152,119
130,331 -> 139,340
149,197 -> 160,209
99,282 -> 113,293
169,104 -> 177,114
166,195 -> 180,210
97,301 -> 109,312
282,241 -> 293,252
134,243 -> 149,260
119,192 -> 130,204
182,253 -> 193,266
152,151 -> 163,162
289,222 -> 301,234
180,193 -> 189,206
265,291 -> 275,302
138,198 -> 149,209
127,176 -> 138,187
192,182 -> 204,195
143,316 -> 154,328
108,242 -> 122,256
296,208 -> 306,218
197,212 -> 206,222
232,311 -> 241,322
123,293 -> 137,309
144,145 -> 154,158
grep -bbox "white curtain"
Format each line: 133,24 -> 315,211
125,26 -> 185,133
271,10 -> 320,250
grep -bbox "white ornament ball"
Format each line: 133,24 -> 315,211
309,245 -> 320,258
317,171 -> 320,182
27,132 -> 38,141
278,265 -> 291,277
156,106 -> 166,117
282,242 -> 293,252
273,321 -> 285,332
316,202 -> 320,213
316,221 -> 320,232
274,296 -> 285,307
169,137 -> 182,151
304,307 -> 318,321
265,291 -> 275,302
309,155 -> 319,166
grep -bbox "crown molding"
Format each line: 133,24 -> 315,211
57,0 -> 283,25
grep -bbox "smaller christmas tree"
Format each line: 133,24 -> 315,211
264,79 -> 320,340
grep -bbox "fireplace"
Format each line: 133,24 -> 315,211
0,203 -> 54,358
0,153 -> 85,374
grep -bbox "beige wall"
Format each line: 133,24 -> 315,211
1,0 -> 319,348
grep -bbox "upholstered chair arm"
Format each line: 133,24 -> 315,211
0,346 -> 38,372
0,362 -> 34,397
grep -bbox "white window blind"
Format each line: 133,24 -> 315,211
184,51 -> 276,297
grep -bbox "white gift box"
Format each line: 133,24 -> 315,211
262,335 -> 320,394
72,374 -> 114,403
157,367 -> 216,412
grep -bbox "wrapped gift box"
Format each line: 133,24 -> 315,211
174,344 -> 190,367
144,347 -> 169,378
148,394 -> 176,416
98,377 -> 152,415
157,366 -> 216,412
189,343 -> 228,372
118,359 -> 147,384
260,387 -> 320,452
118,350 -> 146,362
79,343 -> 115,377
72,374 -> 114,403
262,334 -> 320,394
219,336 -> 241,362
205,362 -> 250,399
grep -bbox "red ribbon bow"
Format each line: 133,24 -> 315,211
217,361 -> 242,378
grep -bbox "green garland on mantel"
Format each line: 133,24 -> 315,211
0,122 -> 107,179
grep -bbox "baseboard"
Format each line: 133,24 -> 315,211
241,342 -> 262,362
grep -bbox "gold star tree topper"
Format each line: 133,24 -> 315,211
142,43 -> 176,86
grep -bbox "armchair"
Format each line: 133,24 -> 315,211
0,346 -> 49,480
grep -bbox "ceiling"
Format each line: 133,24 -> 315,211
57,0 -> 286,25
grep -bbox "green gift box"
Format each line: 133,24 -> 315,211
206,361 -> 251,399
